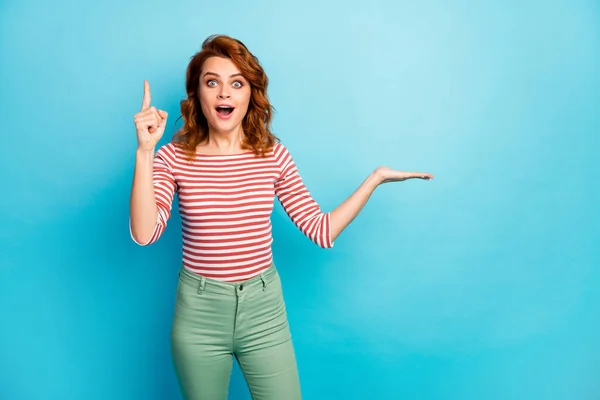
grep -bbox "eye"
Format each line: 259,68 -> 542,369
232,81 -> 243,89
207,80 -> 218,87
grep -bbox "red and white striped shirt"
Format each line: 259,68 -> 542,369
131,141 -> 333,281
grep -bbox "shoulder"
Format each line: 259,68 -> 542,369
155,142 -> 180,165
270,142 -> 299,175
271,141 -> 293,159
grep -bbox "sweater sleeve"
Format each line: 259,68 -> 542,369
130,144 -> 178,246
274,143 -> 333,249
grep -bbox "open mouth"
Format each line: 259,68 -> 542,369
216,105 -> 235,116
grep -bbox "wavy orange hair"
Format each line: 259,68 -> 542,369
173,34 -> 278,160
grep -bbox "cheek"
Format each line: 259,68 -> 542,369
236,91 -> 251,115
198,93 -> 213,117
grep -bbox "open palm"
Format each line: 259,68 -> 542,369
375,166 -> 434,184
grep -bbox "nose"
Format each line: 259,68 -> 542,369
218,88 -> 230,99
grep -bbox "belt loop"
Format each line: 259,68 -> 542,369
260,274 -> 267,291
197,276 -> 206,295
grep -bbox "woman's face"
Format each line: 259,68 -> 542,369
198,56 -> 251,135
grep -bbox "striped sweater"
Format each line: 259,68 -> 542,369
131,141 -> 333,281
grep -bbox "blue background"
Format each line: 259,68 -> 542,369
1,0 -> 599,399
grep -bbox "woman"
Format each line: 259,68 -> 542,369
130,34 -> 433,400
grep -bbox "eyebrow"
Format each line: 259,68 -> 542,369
203,71 -> 244,78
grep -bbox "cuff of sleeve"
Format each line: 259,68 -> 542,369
129,215 -> 160,246
325,212 -> 334,248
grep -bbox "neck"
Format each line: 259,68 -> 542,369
202,126 -> 246,153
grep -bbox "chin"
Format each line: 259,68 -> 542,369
212,120 -> 243,134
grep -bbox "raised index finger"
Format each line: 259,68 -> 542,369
141,80 -> 151,110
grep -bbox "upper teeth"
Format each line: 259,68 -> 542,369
218,106 -> 232,109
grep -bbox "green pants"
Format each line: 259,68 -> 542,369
170,263 -> 302,400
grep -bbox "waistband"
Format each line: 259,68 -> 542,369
178,263 -> 278,296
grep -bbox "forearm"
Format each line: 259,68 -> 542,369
129,148 -> 159,244
329,171 -> 381,242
